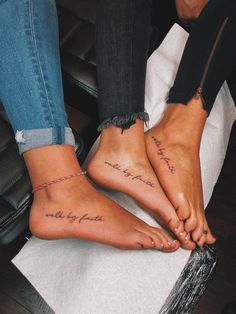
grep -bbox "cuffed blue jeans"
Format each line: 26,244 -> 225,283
0,0 -> 75,154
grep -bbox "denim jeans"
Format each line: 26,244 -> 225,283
96,0 -> 236,131
0,0 -> 75,154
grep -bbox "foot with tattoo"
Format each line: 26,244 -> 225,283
145,99 -> 216,247
27,145 -> 179,251
87,120 -> 196,250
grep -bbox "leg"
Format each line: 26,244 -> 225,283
146,0 -> 236,246
88,0 -> 195,250
0,0 -> 178,251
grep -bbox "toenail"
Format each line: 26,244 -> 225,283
167,241 -> 171,246
180,232 -> 184,237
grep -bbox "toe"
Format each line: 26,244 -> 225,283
184,211 -> 198,233
157,229 -> 180,252
205,226 -> 217,244
206,234 -> 216,244
191,212 -> 216,245
148,227 -> 179,252
169,219 -> 195,250
191,219 -> 204,243
197,234 -> 206,248
175,198 -> 191,221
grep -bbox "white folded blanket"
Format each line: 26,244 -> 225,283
13,24 -> 236,314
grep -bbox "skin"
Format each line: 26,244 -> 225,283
84,1 -> 211,251
26,145 -> 180,251
87,120 -> 196,250
145,98 -> 216,247
32,0 -> 209,253
175,0 -> 209,19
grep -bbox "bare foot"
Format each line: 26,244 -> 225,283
145,99 -> 216,246
87,121 -> 195,250
30,176 -> 179,251
26,145 -> 179,251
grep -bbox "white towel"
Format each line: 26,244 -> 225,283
12,24 -> 236,314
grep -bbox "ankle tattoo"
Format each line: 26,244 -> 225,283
32,171 -> 87,193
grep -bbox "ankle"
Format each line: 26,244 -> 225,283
32,173 -> 89,206
24,145 -> 83,187
99,119 -> 146,153
156,99 -> 207,144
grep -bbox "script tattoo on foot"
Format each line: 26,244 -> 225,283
45,211 -> 104,223
152,136 -> 176,174
104,161 -> 155,188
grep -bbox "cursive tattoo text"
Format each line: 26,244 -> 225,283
152,136 -> 176,174
104,161 -> 155,188
45,211 -> 105,223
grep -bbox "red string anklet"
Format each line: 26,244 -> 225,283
32,171 -> 87,193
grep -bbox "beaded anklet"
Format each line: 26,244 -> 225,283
32,171 -> 87,193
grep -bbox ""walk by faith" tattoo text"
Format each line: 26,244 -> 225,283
104,161 -> 155,188
45,211 -> 104,223
152,136 -> 176,174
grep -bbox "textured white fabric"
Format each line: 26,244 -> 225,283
13,24 -> 236,314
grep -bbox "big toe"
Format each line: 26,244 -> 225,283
164,213 -> 195,250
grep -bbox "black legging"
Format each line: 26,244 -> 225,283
167,0 -> 236,113
95,0 -> 236,131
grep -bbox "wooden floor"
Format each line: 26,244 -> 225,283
0,121 -> 236,314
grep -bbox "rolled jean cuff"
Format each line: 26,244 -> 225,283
15,127 -> 75,155
97,112 -> 150,132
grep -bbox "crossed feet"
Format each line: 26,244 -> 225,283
28,100 -> 216,252
88,99 -> 216,249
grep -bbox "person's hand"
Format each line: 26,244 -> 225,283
175,0 -> 208,20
